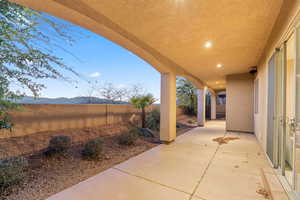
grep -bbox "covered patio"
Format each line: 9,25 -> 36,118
10,0 -> 287,142
7,0 -> 300,199
47,121 -> 288,200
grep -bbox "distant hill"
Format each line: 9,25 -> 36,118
14,96 -> 129,105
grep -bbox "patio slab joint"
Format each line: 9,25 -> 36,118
113,167 -> 192,196
188,131 -> 226,200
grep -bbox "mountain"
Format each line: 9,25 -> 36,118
14,96 -> 129,105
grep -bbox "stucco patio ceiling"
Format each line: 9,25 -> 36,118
11,0 -> 283,90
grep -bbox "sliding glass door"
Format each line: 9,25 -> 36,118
268,25 -> 300,198
294,25 -> 300,196
284,32 -> 296,187
268,45 -> 286,169
275,44 -> 286,171
276,26 -> 300,197
267,54 -> 276,164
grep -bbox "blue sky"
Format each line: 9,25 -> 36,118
35,15 -> 161,100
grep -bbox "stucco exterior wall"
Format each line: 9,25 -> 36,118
254,65 -> 268,151
216,104 -> 225,114
0,104 -> 184,139
216,104 -> 226,118
226,73 -> 254,133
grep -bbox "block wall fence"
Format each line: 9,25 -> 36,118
0,104 -> 185,139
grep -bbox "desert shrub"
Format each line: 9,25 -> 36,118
182,106 -> 197,116
146,109 -> 160,131
0,116 -> 14,131
0,157 -> 28,189
176,122 -> 184,128
187,119 -> 194,124
81,138 -> 103,160
118,128 -> 139,145
48,136 -> 71,154
139,128 -> 155,137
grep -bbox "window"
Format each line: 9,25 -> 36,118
254,79 -> 259,114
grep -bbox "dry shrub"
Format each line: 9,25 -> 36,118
118,128 -> 139,145
0,157 -> 28,189
81,138 -> 103,160
45,136 -> 71,156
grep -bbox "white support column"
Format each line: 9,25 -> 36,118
211,93 -> 217,120
160,72 -> 177,143
197,88 -> 206,126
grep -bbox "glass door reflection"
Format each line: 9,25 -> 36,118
284,33 -> 296,187
295,25 -> 300,196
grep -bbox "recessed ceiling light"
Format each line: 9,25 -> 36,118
217,64 -> 223,68
216,81 -> 219,84
204,41 -> 212,48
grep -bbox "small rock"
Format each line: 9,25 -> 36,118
104,155 -> 111,160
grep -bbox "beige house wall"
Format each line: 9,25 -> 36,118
226,73 -> 254,133
0,104 -> 184,139
255,0 -> 300,151
216,104 -> 226,116
254,65 -> 268,151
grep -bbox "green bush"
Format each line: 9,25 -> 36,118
187,119 -> 194,124
182,106 -> 197,116
139,128 -> 155,137
146,109 -> 160,131
48,136 -> 71,154
82,138 -> 103,160
176,122 -> 184,128
0,116 -> 14,131
0,157 -> 28,189
118,128 -> 139,145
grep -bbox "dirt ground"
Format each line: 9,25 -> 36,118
0,116 -> 196,200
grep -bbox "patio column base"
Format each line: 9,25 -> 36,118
160,140 -> 175,145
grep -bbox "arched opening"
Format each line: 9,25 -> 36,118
0,3 -> 204,198
2,1 -> 294,199
3,0 -> 207,144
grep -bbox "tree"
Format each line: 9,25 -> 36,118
0,77 -> 20,130
0,0 -> 79,129
127,84 -> 146,99
98,83 -> 147,103
84,80 -> 99,104
176,77 -> 197,115
130,94 -> 155,128
98,82 -> 119,104
114,87 -> 128,102
84,81 -> 148,104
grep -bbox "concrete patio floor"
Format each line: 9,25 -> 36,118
47,121 -> 288,200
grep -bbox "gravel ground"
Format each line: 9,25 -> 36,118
2,135 -> 156,200
1,118 -> 195,200
0,124 -> 129,159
